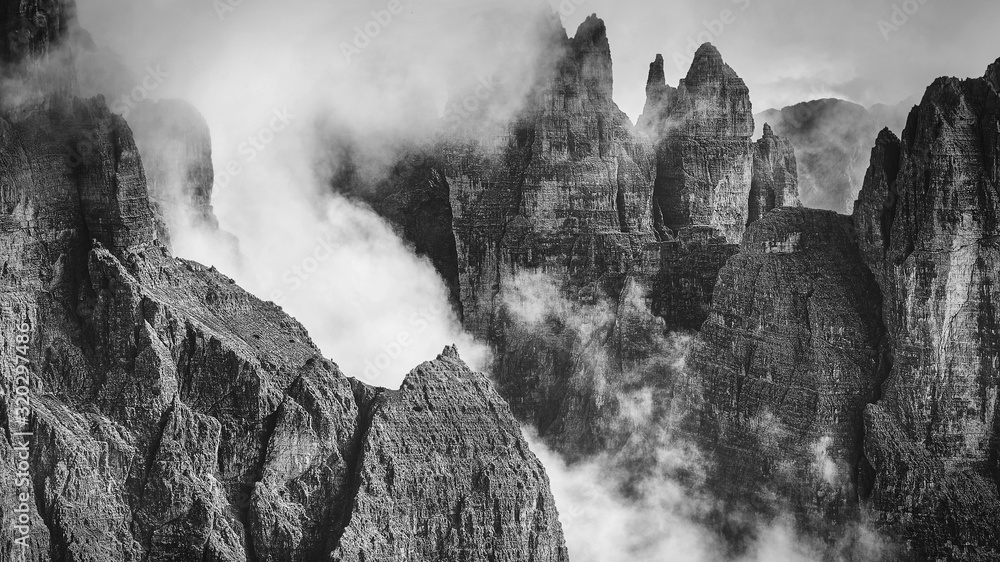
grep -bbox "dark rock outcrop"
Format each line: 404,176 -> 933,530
0,0 -> 75,64
638,44 -> 755,243
852,60 -> 1000,560
443,13 -> 657,337
333,346 -> 568,562
685,208 -> 886,539
748,123 -> 800,225
434,14 -> 664,456
0,38 -> 567,562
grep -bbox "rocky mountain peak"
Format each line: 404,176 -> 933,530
572,13 -> 608,49
647,53 -> 665,90
986,57 -> 1000,90
437,344 -> 461,360
761,122 -> 774,138
568,13 -> 614,103
639,43 -> 758,242
852,57 -> 1000,558
682,42 -> 739,87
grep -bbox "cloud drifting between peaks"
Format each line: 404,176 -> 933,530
72,0 -> 574,386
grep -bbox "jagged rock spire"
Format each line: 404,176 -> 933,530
640,42 -> 755,242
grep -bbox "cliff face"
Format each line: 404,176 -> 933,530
333,347 -> 568,562
638,44 -> 755,243
852,60 -> 1000,559
0,24 -> 567,561
748,123 -> 800,225
443,13 -> 657,338
432,14 -> 665,456
685,208 -> 886,539
341,33 -> 794,459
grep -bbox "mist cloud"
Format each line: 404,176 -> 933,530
70,0 -> 576,386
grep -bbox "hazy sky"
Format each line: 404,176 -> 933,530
556,0 -> 1000,119
77,0 -> 1000,122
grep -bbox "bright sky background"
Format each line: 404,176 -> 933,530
555,0 -> 1000,120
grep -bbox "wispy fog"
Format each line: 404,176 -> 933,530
71,0 -> 573,387
504,273 -> 891,561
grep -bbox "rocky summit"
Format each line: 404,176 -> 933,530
344,21 -> 802,459
4,0 -> 1000,560
339,10 -> 1000,561
639,43 -> 762,243
852,60 -> 1000,559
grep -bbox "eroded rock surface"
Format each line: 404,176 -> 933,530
748,123 -> 800,225
685,208 -> 886,540
638,44 -> 754,243
852,59 -> 1000,560
0,18 -> 567,558
333,346 -> 568,562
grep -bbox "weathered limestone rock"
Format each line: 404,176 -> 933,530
748,123 -> 800,224
685,208 -> 886,538
333,346 -> 568,562
443,13 -> 657,338
638,44 -> 755,243
0,0 -> 75,64
852,59 -> 1000,559
0,56 -> 567,562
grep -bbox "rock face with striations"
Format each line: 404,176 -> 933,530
748,123 -> 800,225
684,208 -> 886,541
437,13 -> 662,455
443,13 -> 656,336
341,30 -> 790,458
0,93 -> 567,562
852,59 -> 1000,559
333,346 -> 567,562
0,4 -> 569,558
638,44 -> 755,243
